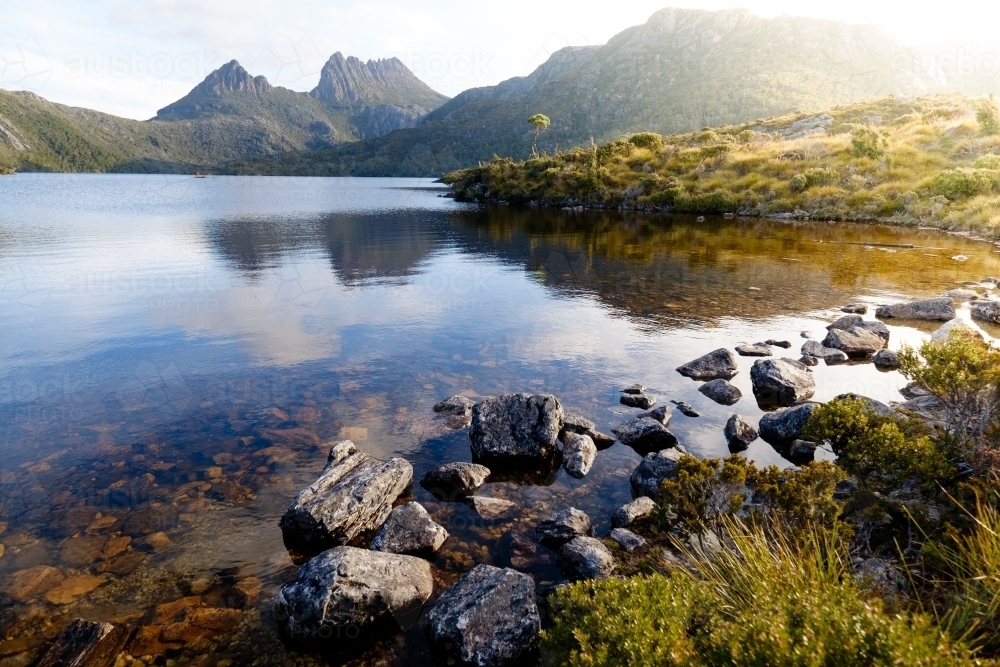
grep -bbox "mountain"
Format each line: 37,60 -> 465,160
226,7 -> 951,176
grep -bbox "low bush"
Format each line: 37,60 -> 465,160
930,168 -> 1000,200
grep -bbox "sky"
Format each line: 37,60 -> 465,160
2,0 -> 1000,120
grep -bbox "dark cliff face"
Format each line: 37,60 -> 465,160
311,52 -> 448,110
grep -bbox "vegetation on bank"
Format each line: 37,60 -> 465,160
445,94 -> 1000,239
543,330 -> 1000,665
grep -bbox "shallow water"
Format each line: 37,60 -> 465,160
1,174 -> 999,665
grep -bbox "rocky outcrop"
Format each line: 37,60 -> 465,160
612,416 -> 678,455
420,462 -> 491,499
428,565 -> 540,667
676,348 -> 739,380
630,446 -> 687,499
275,546 -> 433,638
557,537 -> 615,580
758,403 -> 818,446
699,379 -> 742,405
822,327 -> 885,358
562,433 -> 596,478
470,393 -> 564,462
750,358 -> 816,406
612,496 -> 657,528
535,508 -> 593,548
279,441 -> 412,549
370,502 -> 448,556
876,297 -> 956,321
724,414 -> 758,451
311,52 -> 448,110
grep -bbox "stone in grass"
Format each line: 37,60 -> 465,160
699,379 -> 742,406
724,414 -> 758,451
630,446 -> 687,499
420,462 -> 491,500
370,502 -> 448,556
470,393 -> 564,462
609,528 -> 646,552
562,433 -> 596,479
535,508 -> 593,549
750,358 -> 816,407
735,344 -> 772,357
612,496 -> 657,528
620,393 -> 656,409
557,537 -> 615,580
676,348 -> 739,381
428,565 -> 540,667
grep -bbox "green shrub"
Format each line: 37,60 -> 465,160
790,167 -> 838,193
628,132 -> 664,151
673,188 -> 738,213
851,126 -> 888,159
930,168 -> 1000,200
973,155 -> 1000,170
977,98 -> 1000,136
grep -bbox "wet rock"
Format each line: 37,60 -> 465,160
36,619 -> 131,667
789,440 -> 817,463
2,565 -> 64,602
699,379 -> 742,405
428,564 -> 540,667
161,608 -> 242,642
103,551 -> 145,577
876,297 -> 956,321
799,355 -> 820,367
765,339 -> 793,349
612,416 -> 678,455
143,532 -> 174,551
127,625 -> 181,657
535,508 -> 593,549
801,340 -> 840,359
824,349 -> 850,365
44,574 -> 103,605
724,415 -> 758,451
735,344 -> 771,357
562,433 -> 596,479
122,504 -> 179,536
672,401 -> 700,417
856,320 -> 890,343
371,502 -> 448,556
621,384 -> 646,395
434,395 -> 475,416
60,535 -> 107,565
612,496 -> 656,528
620,393 -> 655,409
500,530 -> 548,570
758,403 -> 818,447
609,528 -> 646,552
279,440 -> 412,550
639,405 -> 672,425
420,462 -> 491,500
750,358 -> 816,406
972,300 -> 1000,325
842,304 -> 868,314
873,349 -> 901,370
557,537 -> 615,580
630,446 -> 688,499
275,546 -> 433,638
827,314 -> 863,331
822,327 -> 885,358
470,393 -> 564,462
463,496 -> 518,522
259,427 -> 321,447
560,414 -> 615,450
676,348 -> 739,381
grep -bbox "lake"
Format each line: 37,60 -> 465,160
1,174 -> 999,665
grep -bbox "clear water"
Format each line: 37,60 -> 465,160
1,174 -> 999,665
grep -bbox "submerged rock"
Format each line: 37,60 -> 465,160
609,528 -> 646,552
672,401 -> 701,417
699,379 -> 742,405
562,433 -> 596,478
724,414 -> 758,451
822,327 -> 885,358
420,462 -> 491,500
736,344 -> 772,357
612,416 -> 678,455
612,496 -> 656,528
463,496 -> 518,522
275,546 -> 433,638
759,403 -> 818,446
620,393 -> 656,409
676,348 -> 739,381
370,502 -> 448,556
279,441 -> 412,550
535,508 -> 593,549
428,565 -> 540,667
630,446 -> 687,499
750,358 -> 816,407
37,618 -> 131,667
470,393 -> 563,462
876,297 -> 956,321
557,537 -> 615,580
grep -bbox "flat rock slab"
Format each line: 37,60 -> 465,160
676,348 -> 739,381
609,528 -> 646,552
758,403 -> 818,447
535,508 -> 593,549
275,546 -> 433,638
822,327 -> 885,358
699,379 -> 742,405
620,393 -> 656,409
420,462 -> 491,500
562,433 -> 596,479
630,446 -> 687,499
470,393 -> 563,461
725,414 -> 758,451
612,496 -> 656,528
280,441 -> 412,550
37,618 -> 132,667
736,344 -> 772,357
557,537 -> 615,580
750,358 -> 816,407
972,300 -> 1000,325
612,416 -> 678,455
371,502 -> 448,556
463,496 -> 519,522
428,565 -> 540,667
876,297 -> 956,321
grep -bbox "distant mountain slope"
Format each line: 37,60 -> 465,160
229,7 -> 948,176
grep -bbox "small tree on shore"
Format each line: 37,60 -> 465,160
528,113 -> 551,156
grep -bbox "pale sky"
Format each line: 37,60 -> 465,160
2,0 -> 999,120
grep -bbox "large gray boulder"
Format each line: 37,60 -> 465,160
822,327 -> 885,358
676,348 -> 739,380
470,393 -> 564,461
557,537 -> 615,580
274,546 -> 433,638
758,403 -> 818,446
535,508 -> 593,548
724,414 -> 758,451
562,433 -> 596,478
420,462 -> 491,500
972,300 -> 1000,325
630,446 -> 687,499
750,358 -> 816,406
612,416 -> 678,455
370,502 -> 448,556
699,379 -> 742,405
611,496 -> 656,528
876,297 -> 956,321
427,565 -> 540,667
279,441 -> 412,549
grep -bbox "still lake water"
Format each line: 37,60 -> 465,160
2,174 -> 1000,664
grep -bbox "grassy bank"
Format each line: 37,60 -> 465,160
444,94 -> 1000,240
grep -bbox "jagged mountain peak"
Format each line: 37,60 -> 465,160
311,51 -> 448,109
155,60 -> 274,119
